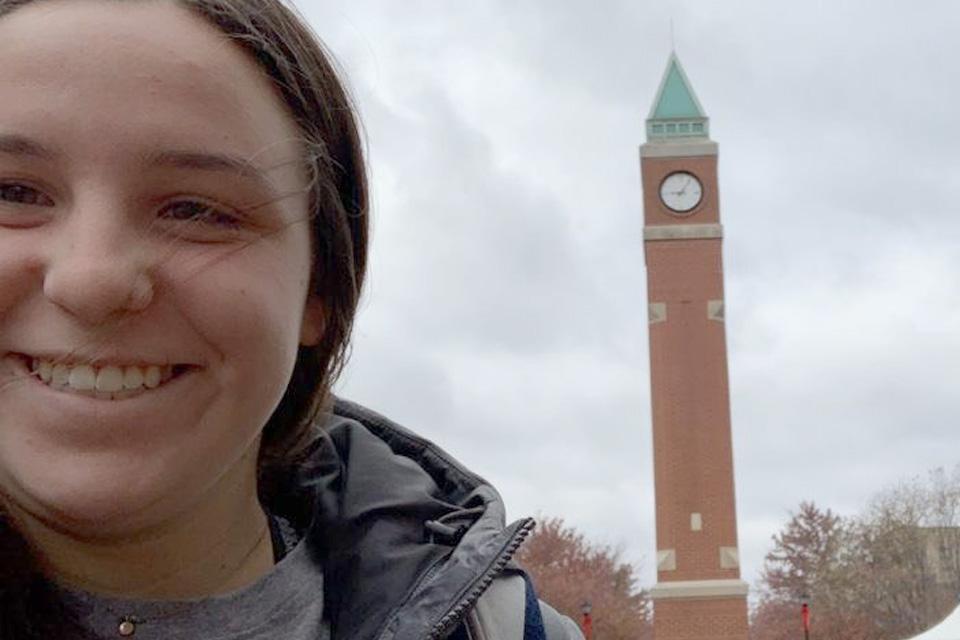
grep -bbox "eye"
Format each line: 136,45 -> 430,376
160,200 -> 242,229
0,182 -> 54,206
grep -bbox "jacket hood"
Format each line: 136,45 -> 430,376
263,398 -> 533,640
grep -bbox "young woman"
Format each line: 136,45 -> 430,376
0,0 -> 582,638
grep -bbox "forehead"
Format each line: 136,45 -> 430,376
0,0 -> 302,177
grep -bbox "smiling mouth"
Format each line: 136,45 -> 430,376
7,354 -> 196,401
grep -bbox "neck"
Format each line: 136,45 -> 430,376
10,451 -> 276,600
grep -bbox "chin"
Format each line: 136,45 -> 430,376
1,452 -> 189,540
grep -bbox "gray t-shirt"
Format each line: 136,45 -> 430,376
53,517 -> 328,640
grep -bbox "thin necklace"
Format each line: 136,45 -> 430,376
103,522 -> 272,638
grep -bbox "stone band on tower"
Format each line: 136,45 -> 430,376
641,53 -> 750,640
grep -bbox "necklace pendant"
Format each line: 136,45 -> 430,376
118,618 -> 137,636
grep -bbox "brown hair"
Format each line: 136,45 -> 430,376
179,0 -> 369,499
0,0 -> 368,635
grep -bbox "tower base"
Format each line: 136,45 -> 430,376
652,582 -> 749,640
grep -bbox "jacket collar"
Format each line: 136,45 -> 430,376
265,398 -> 531,640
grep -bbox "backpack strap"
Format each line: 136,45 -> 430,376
464,574 -> 527,639
524,573 -> 584,640
521,574 -> 547,640
459,570 -> 581,640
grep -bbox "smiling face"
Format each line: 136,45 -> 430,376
0,0 -> 323,534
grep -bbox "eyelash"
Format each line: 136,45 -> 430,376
159,200 -> 243,229
0,182 -> 242,230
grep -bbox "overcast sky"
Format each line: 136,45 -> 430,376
300,1 -> 960,594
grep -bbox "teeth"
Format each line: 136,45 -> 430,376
96,366 -> 124,393
68,365 -> 96,391
144,366 -> 161,389
52,363 -> 70,387
29,358 -> 178,396
123,366 -> 144,390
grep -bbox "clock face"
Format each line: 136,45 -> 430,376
659,171 -> 703,214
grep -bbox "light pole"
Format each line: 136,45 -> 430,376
580,601 -> 593,640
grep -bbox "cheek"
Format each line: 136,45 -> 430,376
0,234 -> 43,316
165,239 -> 312,388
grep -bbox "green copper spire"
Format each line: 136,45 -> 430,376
646,52 -> 709,141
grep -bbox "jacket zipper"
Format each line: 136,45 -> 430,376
426,517 -> 536,640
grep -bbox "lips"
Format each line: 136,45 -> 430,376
0,350 -> 214,448
4,353 -> 198,401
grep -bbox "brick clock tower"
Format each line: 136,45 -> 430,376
641,53 -> 750,640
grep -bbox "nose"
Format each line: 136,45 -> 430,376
42,205 -> 155,326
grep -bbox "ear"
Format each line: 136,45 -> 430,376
300,297 -> 326,347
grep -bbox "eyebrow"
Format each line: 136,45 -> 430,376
0,133 -> 282,194
144,149 -> 277,189
0,133 -> 56,160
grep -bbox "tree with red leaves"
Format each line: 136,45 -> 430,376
751,501 -> 873,640
751,474 -> 960,640
515,517 -> 651,640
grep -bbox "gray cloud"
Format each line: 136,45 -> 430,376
309,0 -> 960,593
